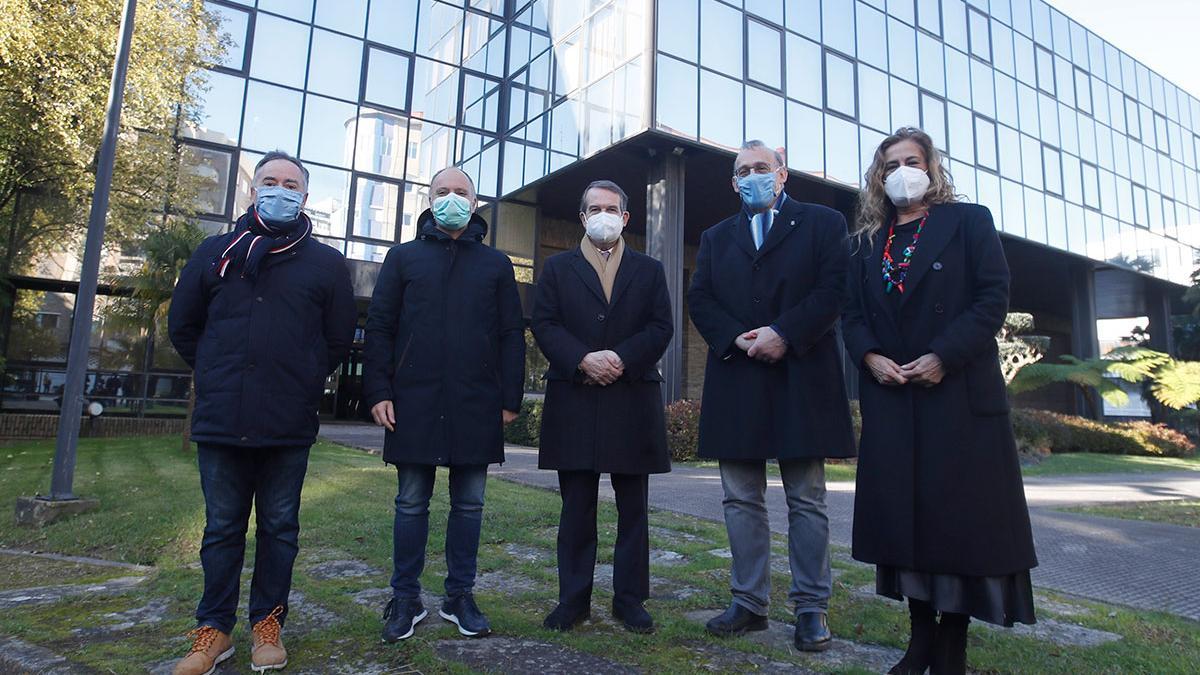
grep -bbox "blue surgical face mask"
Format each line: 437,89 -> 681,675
737,172 -> 778,211
431,192 -> 473,230
255,185 -> 305,224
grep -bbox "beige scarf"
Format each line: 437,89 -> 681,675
579,235 -> 624,302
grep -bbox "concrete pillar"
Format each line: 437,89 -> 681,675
1069,262 -> 1100,418
646,150 -> 686,403
1144,282 -> 1175,355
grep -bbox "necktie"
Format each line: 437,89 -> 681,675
600,248 -> 611,262
751,211 -> 773,249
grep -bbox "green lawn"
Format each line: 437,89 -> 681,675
1062,500 -> 1200,528
1,437 -> 1199,673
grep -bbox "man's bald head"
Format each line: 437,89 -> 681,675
429,167 -> 477,204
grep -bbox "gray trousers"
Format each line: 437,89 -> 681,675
719,458 -> 831,617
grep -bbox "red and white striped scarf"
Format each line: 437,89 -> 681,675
214,208 -> 312,279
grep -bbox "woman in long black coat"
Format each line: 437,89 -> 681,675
843,127 -> 1037,675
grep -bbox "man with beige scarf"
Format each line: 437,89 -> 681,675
531,180 -> 674,634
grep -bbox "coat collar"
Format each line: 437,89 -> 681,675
568,246 -> 639,308
415,209 -> 489,243
731,193 -> 802,260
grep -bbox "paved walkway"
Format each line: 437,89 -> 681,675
320,424 -> 1200,621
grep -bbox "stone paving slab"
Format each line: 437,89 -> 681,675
70,598 -> 172,637
0,576 -> 148,609
681,641 -> 819,674
432,636 -> 641,674
306,558 -> 384,580
0,548 -> 153,572
979,617 -> 1122,648
683,610 -> 905,674
0,636 -> 94,675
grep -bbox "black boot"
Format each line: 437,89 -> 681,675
931,612 -> 970,675
888,599 -> 937,674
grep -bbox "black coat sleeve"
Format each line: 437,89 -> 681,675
496,256 -> 527,412
687,228 -> 748,358
530,257 -> 591,378
167,239 -> 214,369
841,241 -> 883,366
612,260 -> 674,379
928,207 -> 1010,373
771,213 -> 850,354
363,246 -> 405,409
323,255 -> 358,375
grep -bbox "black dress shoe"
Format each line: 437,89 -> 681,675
542,603 -> 590,631
794,612 -> 832,652
705,603 -> 769,636
613,602 -> 654,634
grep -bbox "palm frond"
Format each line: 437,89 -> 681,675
1150,362 -> 1200,409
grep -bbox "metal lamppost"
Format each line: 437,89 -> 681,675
16,0 -> 138,525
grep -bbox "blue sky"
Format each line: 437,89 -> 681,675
1048,0 -> 1200,101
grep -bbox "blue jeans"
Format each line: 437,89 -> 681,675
195,443 -> 310,634
719,458 -> 832,616
391,463 -> 488,600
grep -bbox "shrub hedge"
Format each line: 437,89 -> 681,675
509,397 -> 1196,460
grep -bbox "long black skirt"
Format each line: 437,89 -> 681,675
876,565 -> 1037,627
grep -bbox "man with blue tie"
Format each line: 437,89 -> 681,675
687,140 -> 856,651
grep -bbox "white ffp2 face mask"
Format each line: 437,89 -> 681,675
884,165 -> 931,208
584,212 -> 624,243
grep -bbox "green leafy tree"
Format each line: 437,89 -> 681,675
0,0 -> 222,278
1010,347 -> 1200,419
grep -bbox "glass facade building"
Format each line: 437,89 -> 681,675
4,0 -> 1197,417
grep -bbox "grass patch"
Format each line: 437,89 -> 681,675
1060,500 -> 1200,528
1022,453 -> 1200,477
0,436 -> 1197,673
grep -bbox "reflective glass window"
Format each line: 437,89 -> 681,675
975,115 -> 997,171
180,144 -> 231,217
249,14 -> 310,90
656,55 -> 698,138
1013,33 -> 1034,84
888,0 -> 914,24
187,71 -> 244,145
748,19 -> 783,90
205,2 -> 249,70
977,168 -> 1001,217
1024,185 -> 1046,242
1000,178 -> 1025,236
416,1 -> 464,65
1058,103 -> 1078,156
917,33 -> 944,96
1066,203 -> 1087,254
786,34 -> 823,106
942,0 -> 967,52
891,76 -> 919,129
699,71 -> 743,149
1054,55 -> 1074,108
242,81 -> 303,153
994,72 -> 1018,129
1038,92 -> 1059,147
920,92 -> 947,151
1020,133 -> 1043,190
857,3 -> 887,71
368,0 -> 419,52
858,65 -> 890,132
991,20 -> 1014,75
1074,68 -> 1092,115
888,18 -> 917,83
1010,0 -> 1032,38
945,48 -> 970,107
314,0 -> 367,36
1034,45 -> 1054,95
998,123 -> 1021,180
701,0 -> 743,78
745,87 -> 786,147
971,60 -> 994,118
300,94 -> 357,168
365,48 -> 411,112
352,176 -> 400,242
948,103 -> 974,164
785,0 -> 821,41
787,101 -> 825,176
307,28 -> 362,101
916,0 -> 940,36
823,0 -> 856,56
860,127 -> 886,184
461,74 -> 502,133
658,0 -> 698,62
355,108 -> 409,179
824,113 -> 860,185
259,0 -> 312,21
824,51 -> 857,118
746,0 -> 784,24
967,7 -> 990,61
1030,0 -> 1051,46
303,164 -> 351,238
1133,184 -> 1149,227
1045,195 -> 1067,250
410,58 -> 459,127
1043,144 -> 1062,194
1017,83 -> 1038,135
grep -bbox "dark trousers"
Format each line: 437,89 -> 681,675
391,463 -> 488,599
195,443 -> 310,634
556,471 -> 649,610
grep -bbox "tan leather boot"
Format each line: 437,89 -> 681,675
173,626 -> 234,675
250,606 -> 288,672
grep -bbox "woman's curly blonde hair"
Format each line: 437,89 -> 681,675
855,127 -> 959,243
